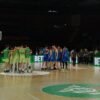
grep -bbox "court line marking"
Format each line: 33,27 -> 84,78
27,93 -> 40,100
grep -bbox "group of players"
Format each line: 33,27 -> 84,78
41,45 -> 70,70
1,45 -> 76,73
1,45 -> 32,73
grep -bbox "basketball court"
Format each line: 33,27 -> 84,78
0,64 -> 100,100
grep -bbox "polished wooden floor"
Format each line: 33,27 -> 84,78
0,64 -> 100,100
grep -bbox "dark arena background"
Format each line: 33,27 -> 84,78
0,1 -> 100,100
0,0 -> 100,50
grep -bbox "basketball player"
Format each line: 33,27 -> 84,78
1,46 -> 10,72
57,46 -> 63,69
9,47 -> 14,72
70,49 -> 77,66
54,46 -> 58,69
62,47 -> 69,69
25,45 -> 32,72
12,46 -> 20,73
48,47 -> 53,70
19,45 -> 26,72
51,45 -> 56,70
42,47 -> 49,70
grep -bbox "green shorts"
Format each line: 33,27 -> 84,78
25,57 -> 31,63
13,56 -> 19,64
20,55 -> 26,63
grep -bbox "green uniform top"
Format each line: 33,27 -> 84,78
9,50 -> 13,57
13,48 -> 19,57
2,48 -> 9,59
19,47 -> 25,55
25,47 -> 31,58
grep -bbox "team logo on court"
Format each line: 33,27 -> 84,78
42,84 -> 100,98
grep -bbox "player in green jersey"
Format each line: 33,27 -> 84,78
25,46 -> 32,66
25,45 -> 32,72
9,47 -> 14,71
12,46 -> 20,73
1,46 -> 10,72
19,45 -> 26,72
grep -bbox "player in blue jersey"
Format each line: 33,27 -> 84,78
62,47 -> 70,69
54,46 -> 59,69
47,47 -> 53,69
57,46 -> 63,69
42,47 -> 49,70
50,45 -> 57,70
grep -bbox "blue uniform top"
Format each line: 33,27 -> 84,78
43,48 -> 49,61
62,49 -> 69,62
57,50 -> 62,61
50,50 -> 56,61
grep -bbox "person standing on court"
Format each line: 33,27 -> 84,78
83,49 -> 89,64
1,46 -> 10,72
71,49 -> 77,66
62,47 -> 70,69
